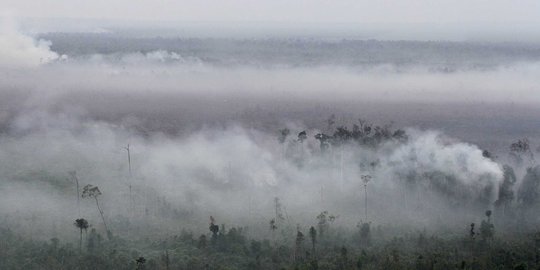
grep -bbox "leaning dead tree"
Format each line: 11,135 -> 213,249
82,184 -> 109,233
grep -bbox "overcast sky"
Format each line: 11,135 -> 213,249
4,0 -> 540,24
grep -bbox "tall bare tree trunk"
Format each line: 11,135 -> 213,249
95,197 -> 108,233
70,171 -> 81,217
340,145 -> 344,191
364,184 -> 368,221
126,144 -> 133,218
79,228 -> 83,253
165,250 -> 170,270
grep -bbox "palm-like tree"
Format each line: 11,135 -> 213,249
82,184 -> 108,233
74,218 -> 89,252
136,257 -> 146,270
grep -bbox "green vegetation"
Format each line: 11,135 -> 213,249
1,211 -> 539,270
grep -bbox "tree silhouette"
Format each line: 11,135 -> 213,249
278,128 -> 290,159
162,250 -> 170,270
480,210 -> 494,242
518,166 -> 540,209
125,144 -> 132,177
358,222 -> 371,246
495,165 -> 517,216
82,184 -> 109,234
297,131 -> 307,143
314,133 -> 331,153
270,218 -> 277,243
326,114 -> 336,133
316,211 -> 328,237
278,128 -> 290,144
124,144 -> 134,220
273,197 -> 285,230
316,211 -> 337,237
270,218 -> 277,231
510,138 -> 534,164
198,234 -> 207,249
482,149 -> 494,160
295,228 -> 305,262
353,119 -> 372,144
309,226 -> 317,252
340,246 -> 349,269
209,216 -> 219,242
136,257 -> 146,270
74,218 -> 89,252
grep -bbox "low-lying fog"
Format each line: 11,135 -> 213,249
1,19 -> 540,242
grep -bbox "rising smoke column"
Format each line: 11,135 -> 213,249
0,15 -> 60,69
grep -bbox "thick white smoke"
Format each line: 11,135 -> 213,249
380,130 -> 502,193
0,24 -> 529,239
0,110 -> 504,238
0,16 -> 60,68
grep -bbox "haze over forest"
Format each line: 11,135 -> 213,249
2,3 -> 540,269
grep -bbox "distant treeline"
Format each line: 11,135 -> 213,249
41,33 -> 540,68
